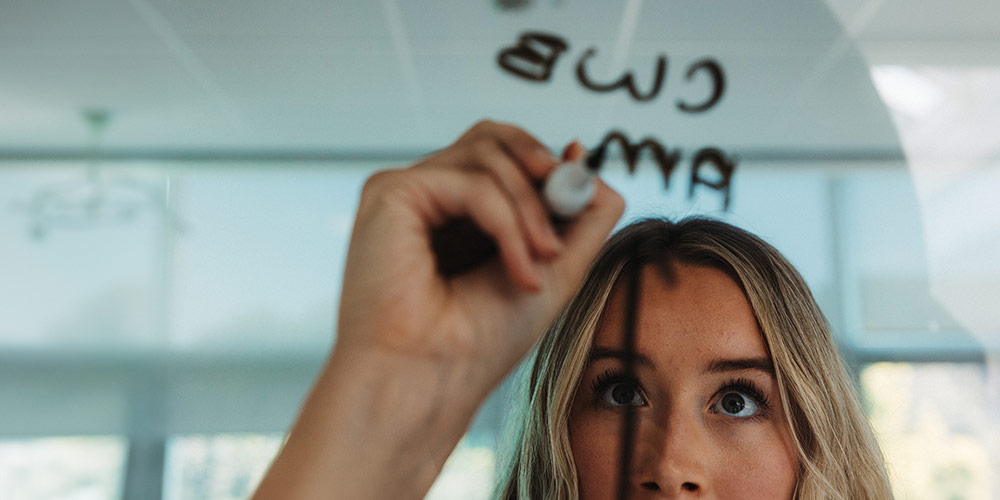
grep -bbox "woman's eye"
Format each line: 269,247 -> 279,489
712,392 -> 759,417
600,382 -> 646,407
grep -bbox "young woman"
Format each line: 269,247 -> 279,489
494,218 -> 894,498
252,122 -> 890,499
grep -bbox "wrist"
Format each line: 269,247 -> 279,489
327,343 -> 489,437
256,344 -> 489,499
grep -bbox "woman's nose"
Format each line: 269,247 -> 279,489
632,413 -> 711,497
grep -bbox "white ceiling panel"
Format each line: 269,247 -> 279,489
0,0 -> 995,153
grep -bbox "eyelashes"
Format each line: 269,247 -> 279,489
590,368 -> 646,408
713,377 -> 772,420
590,368 -> 633,393
588,370 -> 772,420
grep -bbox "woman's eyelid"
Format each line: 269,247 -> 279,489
589,368 -> 649,407
588,360 -> 648,383
587,367 -> 775,413
591,367 -> 645,391
710,377 -> 772,412
716,375 -> 770,396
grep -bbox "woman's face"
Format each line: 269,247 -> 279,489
569,263 -> 798,498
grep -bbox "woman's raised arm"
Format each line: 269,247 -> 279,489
252,121 -> 623,499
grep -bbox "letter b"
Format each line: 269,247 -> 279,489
497,32 -> 569,82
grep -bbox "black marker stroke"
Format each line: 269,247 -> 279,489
688,147 -> 736,210
676,58 -> 725,113
617,244 -> 642,500
597,131 -> 682,188
576,49 -> 667,102
497,32 -> 569,82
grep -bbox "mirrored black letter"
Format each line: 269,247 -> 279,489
576,48 -> 667,102
677,58 -> 725,113
688,147 -> 736,209
598,130 -> 682,188
497,32 -> 569,82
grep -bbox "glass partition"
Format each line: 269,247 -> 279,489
1,0 -> 998,498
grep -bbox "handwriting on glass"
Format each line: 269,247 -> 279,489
497,31 -> 735,209
598,131 -> 735,210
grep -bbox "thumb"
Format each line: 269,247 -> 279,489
548,180 -> 624,295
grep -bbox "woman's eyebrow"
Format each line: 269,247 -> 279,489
704,357 -> 774,375
588,346 -> 654,368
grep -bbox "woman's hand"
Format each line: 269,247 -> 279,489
253,121 -> 623,500
337,120 -> 623,389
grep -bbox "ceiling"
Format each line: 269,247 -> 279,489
0,0 -> 998,156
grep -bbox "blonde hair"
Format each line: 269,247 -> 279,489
495,217 -> 892,499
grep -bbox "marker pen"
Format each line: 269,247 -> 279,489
543,145 -> 605,219
432,143 -> 606,277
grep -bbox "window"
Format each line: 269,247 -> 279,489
0,436 -> 126,500
163,434 -> 284,500
862,362 -> 1000,499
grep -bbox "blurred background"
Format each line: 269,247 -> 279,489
1,0 -> 998,498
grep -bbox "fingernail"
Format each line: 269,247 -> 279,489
533,147 -> 557,165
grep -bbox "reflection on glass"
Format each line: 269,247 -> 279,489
0,436 -> 125,500
425,440 -> 497,500
164,433 -> 283,500
862,362 -> 999,499
164,433 -> 497,500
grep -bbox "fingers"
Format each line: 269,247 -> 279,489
454,140 -> 562,258
407,166 -> 543,291
430,120 -> 563,260
405,120 -> 625,293
456,120 -> 560,179
551,179 -> 625,288
562,140 -> 585,163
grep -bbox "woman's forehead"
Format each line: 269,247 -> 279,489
594,263 -> 769,363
